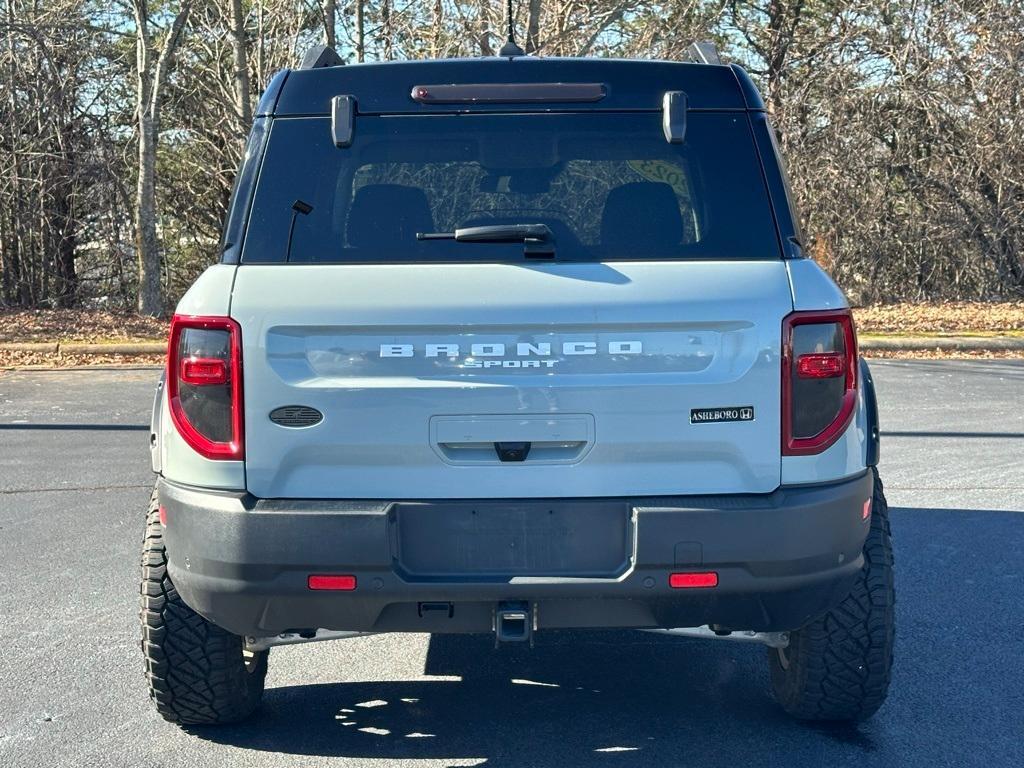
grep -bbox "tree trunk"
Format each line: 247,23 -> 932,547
355,0 -> 365,62
229,0 -> 251,140
525,0 -> 542,54
53,155 -> 78,308
132,0 -> 193,317
432,0 -> 443,58
382,0 -> 393,60
323,0 -> 336,48
136,112 -> 161,316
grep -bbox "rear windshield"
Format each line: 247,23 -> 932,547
241,112 -> 780,263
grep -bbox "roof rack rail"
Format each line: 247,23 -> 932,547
299,44 -> 344,70
687,41 -> 722,65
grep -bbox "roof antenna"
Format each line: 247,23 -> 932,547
499,0 -> 525,57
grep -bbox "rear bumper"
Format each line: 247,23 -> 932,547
158,471 -> 873,637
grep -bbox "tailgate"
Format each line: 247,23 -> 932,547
232,261 -> 792,498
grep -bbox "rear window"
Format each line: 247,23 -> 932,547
241,112 -> 780,263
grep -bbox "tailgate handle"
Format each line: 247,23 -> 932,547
494,442 -> 530,462
435,439 -> 586,464
431,414 -> 594,465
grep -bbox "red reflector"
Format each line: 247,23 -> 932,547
669,572 -> 718,589
180,357 -> 228,385
862,498 -> 872,520
307,574 -> 357,591
158,505 -> 167,526
796,352 -> 846,379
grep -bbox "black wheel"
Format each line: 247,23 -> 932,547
769,469 -> 895,721
140,488 -> 267,724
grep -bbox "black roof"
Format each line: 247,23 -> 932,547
260,57 -> 765,117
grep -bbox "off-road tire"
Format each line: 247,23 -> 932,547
769,469 -> 895,721
140,488 -> 267,724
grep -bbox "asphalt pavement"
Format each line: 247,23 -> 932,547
1,360 -> 1022,768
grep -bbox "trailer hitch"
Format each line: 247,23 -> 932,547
494,601 -> 533,645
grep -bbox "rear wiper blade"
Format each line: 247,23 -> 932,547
417,224 -> 555,258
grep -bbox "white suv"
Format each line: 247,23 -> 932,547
141,46 -> 894,726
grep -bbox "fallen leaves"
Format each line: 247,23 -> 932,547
0,349 -> 165,369
854,302 -> 1024,335
0,309 -> 167,344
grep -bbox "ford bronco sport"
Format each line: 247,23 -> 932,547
141,43 -> 895,726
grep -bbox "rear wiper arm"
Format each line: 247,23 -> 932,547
417,224 -> 555,258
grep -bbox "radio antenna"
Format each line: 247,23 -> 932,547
499,0 -> 525,57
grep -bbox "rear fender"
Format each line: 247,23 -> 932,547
860,357 -> 880,467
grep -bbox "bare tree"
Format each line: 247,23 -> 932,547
130,0 -> 193,316
322,0 -> 336,47
2,1 -> 1023,311
229,0 -> 251,140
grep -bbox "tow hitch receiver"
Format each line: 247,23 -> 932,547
495,601 -> 532,645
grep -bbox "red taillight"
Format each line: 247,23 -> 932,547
308,575 -> 357,591
782,309 -> 858,456
180,357 -> 228,385
167,315 -> 244,460
796,352 -> 845,379
669,572 -> 719,589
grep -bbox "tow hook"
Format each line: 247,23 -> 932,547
494,600 -> 533,646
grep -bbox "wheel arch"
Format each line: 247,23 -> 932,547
859,356 -> 880,467
150,369 -> 166,474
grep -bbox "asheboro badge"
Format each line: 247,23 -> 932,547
690,406 -> 755,424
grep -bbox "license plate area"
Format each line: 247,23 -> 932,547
392,500 -> 633,580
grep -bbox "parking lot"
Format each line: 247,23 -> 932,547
1,360 -> 1022,768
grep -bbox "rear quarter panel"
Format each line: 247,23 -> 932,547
782,259 -> 868,483
158,265 -> 245,490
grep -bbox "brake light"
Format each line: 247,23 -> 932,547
782,309 -> 858,456
410,82 -> 607,104
796,352 -> 845,379
167,315 -> 244,460
180,357 -> 228,385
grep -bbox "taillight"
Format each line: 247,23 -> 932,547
167,315 -> 244,460
782,309 -> 857,456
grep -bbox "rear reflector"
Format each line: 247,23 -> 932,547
158,505 -> 167,527
863,498 -> 872,520
796,352 -> 845,379
308,574 -> 357,591
669,572 -> 718,589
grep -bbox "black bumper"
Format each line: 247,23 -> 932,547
159,471 -> 873,637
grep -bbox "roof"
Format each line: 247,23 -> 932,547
260,57 -> 764,117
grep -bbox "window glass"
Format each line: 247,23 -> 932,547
242,112 -> 780,263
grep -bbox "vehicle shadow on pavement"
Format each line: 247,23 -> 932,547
183,506 -> 1024,764
186,630 -> 876,765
